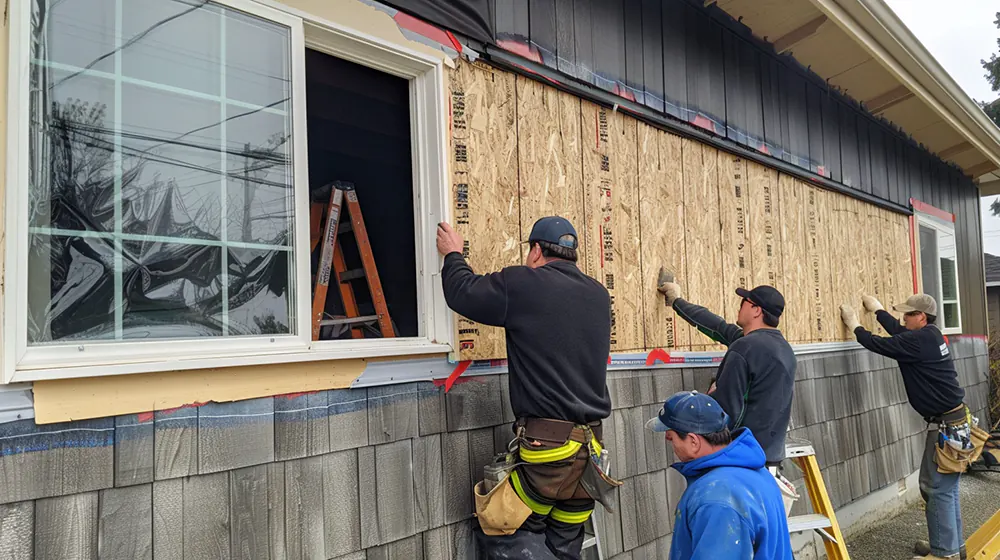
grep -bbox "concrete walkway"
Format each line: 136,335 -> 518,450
846,470 -> 1000,559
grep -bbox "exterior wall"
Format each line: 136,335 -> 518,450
0,339 -> 990,559
473,0 -> 989,336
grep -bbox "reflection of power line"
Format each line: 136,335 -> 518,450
63,120 -> 290,165
50,0 -> 211,90
151,97 -> 289,153
65,126 -> 290,189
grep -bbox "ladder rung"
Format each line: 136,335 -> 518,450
338,221 -> 353,234
582,537 -> 597,549
320,315 -> 379,326
339,269 -> 366,282
787,513 -> 833,533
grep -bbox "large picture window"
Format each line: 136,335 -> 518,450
4,0 -> 453,381
27,0 -> 296,343
914,203 -> 962,334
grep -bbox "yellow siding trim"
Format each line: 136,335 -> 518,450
32,357 -> 376,423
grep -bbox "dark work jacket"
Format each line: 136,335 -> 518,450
441,253 -> 612,424
854,310 -> 964,419
673,299 -> 796,464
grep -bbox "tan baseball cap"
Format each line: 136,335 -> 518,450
893,294 -> 937,316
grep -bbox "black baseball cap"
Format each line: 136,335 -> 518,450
527,216 -> 578,249
735,285 -> 785,319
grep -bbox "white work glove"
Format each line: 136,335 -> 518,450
840,304 -> 861,332
657,282 -> 682,307
862,295 -> 883,313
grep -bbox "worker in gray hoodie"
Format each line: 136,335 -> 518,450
657,280 -> 796,470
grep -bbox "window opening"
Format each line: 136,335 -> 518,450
304,49 -> 417,340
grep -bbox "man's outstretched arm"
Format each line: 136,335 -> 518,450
659,277 -> 742,346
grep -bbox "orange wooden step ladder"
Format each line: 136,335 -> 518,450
310,181 -> 395,341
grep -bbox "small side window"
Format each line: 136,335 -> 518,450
914,206 -> 961,333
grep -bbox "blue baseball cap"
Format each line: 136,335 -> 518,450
527,216 -> 578,249
645,391 -> 730,434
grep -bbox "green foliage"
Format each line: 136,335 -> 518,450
983,11 -> 1000,128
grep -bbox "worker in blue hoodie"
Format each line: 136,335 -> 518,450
647,390 -> 793,560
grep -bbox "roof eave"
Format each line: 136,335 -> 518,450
808,0 -> 1000,179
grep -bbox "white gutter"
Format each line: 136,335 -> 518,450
807,0 -> 1000,177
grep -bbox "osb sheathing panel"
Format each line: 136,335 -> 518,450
448,60 -> 519,360
805,187 -> 829,341
682,140 -> 725,350
746,162 -> 783,292
828,193 -> 855,340
864,204 -> 887,335
638,124 -> 692,351
718,152 -> 752,322
447,60 -> 915,359
877,208 -> 895,314
776,177 -> 806,342
582,103 -> 644,352
516,78 -> 587,273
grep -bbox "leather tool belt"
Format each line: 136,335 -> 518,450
931,404 -> 989,475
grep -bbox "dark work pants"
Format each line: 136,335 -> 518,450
478,450 -> 596,559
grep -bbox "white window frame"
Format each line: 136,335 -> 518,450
913,206 -> 962,335
3,0 -> 454,383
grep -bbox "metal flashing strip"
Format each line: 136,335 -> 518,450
349,341 -> 875,390
481,46 -> 912,216
354,333 -> 987,388
0,385 -> 34,424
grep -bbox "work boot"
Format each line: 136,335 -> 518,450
913,540 -> 966,560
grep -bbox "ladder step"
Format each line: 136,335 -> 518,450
320,315 -> 379,326
339,269 -> 366,282
787,513 -> 833,533
338,221 -> 353,234
582,536 -> 597,548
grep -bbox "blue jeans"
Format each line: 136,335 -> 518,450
919,428 -> 963,557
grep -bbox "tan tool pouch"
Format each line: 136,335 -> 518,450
474,473 -> 532,536
579,454 -> 623,513
935,405 -> 990,474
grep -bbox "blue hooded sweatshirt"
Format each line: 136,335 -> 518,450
670,428 -> 793,560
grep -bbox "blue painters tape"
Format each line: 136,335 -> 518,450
0,427 -> 114,457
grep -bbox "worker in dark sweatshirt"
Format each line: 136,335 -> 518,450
656,280 -> 796,469
437,216 -> 611,560
841,294 -> 968,560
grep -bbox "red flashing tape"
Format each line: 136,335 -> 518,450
645,348 -> 670,366
910,198 -> 954,222
444,30 -> 462,54
443,361 -> 472,392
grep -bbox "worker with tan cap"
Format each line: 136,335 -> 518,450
841,293 -> 987,560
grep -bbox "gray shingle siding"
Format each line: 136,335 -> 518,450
0,339 -> 990,559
